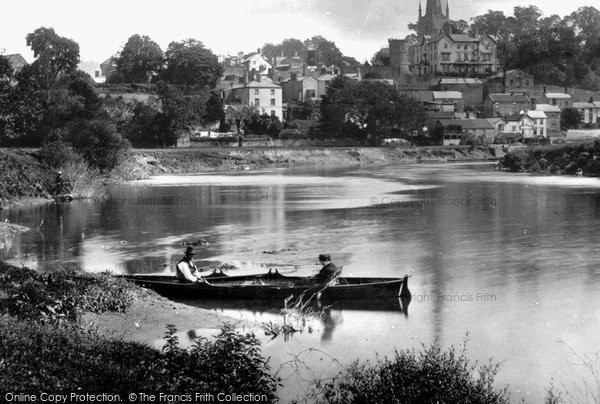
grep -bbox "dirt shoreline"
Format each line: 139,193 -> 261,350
80,286 -> 247,347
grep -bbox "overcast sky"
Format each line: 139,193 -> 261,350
0,0 -> 591,66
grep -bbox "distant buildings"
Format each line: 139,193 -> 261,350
483,93 -> 531,118
222,73 -> 283,121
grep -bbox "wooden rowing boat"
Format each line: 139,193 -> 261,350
121,268 -> 411,302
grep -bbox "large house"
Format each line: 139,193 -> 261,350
280,75 -> 319,104
483,93 -> 531,118
222,76 -> 283,121
411,33 -> 498,77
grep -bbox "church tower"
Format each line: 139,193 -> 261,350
417,0 -> 450,37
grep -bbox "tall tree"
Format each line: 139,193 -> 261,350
162,39 -> 222,88
113,34 -> 163,83
306,36 -> 344,66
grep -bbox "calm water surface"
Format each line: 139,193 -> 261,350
3,162 -> 600,402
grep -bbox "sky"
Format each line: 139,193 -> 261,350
0,0 -> 592,68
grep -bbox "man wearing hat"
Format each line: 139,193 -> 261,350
176,246 -> 201,282
313,254 -> 340,284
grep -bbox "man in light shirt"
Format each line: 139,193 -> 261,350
176,247 -> 201,282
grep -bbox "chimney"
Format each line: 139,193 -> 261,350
243,70 -> 248,85
357,67 -> 362,81
302,64 -> 306,77
251,68 -> 256,81
543,85 -> 547,94
257,48 -> 261,54
295,50 -> 298,57
291,72 -> 297,81
257,72 -> 261,83
531,97 -> 536,110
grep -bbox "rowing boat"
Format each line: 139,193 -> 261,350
121,268 -> 411,302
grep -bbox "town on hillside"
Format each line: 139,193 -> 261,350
1,2 -> 600,151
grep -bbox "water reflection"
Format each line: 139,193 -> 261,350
4,163 -> 600,402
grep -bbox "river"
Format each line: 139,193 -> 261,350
3,162 -> 600,402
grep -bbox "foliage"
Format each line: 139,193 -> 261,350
245,113 -> 282,138
0,318 -> 279,398
501,140 -> 600,175
70,119 -> 131,171
319,77 -> 426,145
262,35 -> 345,67
37,140 -> 84,169
162,39 -> 222,88
301,337 -> 509,404
370,50 -> 390,66
0,150 -> 52,200
112,34 -> 164,83
0,55 -> 12,79
0,263 -> 135,323
561,108 -> 582,130
203,91 -> 226,126
0,29 -> 101,146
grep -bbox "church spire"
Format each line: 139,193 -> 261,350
446,1 -> 450,18
419,1 -> 422,17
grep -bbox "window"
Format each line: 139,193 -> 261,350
271,110 -> 276,116
306,89 -> 316,98
270,89 -> 275,95
254,89 -> 259,95
552,121 -> 556,129
444,43 -> 448,49
270,98 -> 275,106
254,98 -> 260,106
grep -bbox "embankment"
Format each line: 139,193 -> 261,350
130,146 -> 495,176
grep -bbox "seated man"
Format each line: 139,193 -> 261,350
176,247 -> 201,282
312,254 -> 340,284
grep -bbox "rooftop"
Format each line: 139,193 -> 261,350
488,93 -> 530,103
535,104 -> 561,112
439,77 -> 483,85
545,92 -> 571,99
573,102 -> 596,108
433,91 -> 462,99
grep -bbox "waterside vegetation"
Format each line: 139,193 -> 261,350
501,140 -> 600,174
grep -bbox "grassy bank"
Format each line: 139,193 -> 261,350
130,146 -> 495,177
0,148 -> 104,208
501,140 -> 600,175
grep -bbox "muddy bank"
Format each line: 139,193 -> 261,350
80,287 -> 243,347
131,146 -> 495,176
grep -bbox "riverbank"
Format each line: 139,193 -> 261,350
128,145 -> 495,177
1,146 -> 495,208
501,140 -> 600,175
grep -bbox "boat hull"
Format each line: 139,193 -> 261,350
121,271 -> 410,302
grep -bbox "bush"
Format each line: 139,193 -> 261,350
0,318 -> 279,398
37,141 -> 85,170
70,119 -> 131,172
301,338 -> 509,404
0,263 -> 135,323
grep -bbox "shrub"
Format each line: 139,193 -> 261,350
37,141 -> 85,170
301,338 -> 509,404
0,263 -> 135,323
70,119 -> 131,172
0,318 -> 279,398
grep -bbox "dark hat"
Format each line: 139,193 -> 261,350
185,246 -> 196,255
318,253 -> 331,262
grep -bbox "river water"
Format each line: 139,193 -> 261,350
3,162 -> 600,402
